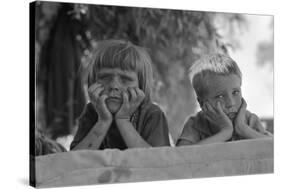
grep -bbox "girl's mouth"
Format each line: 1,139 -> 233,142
106,96 -> 122,103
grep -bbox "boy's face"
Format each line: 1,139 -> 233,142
198,74 -> 242,120
96,68 -> 139,113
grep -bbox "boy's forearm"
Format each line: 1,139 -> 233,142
72,121 -> 111,150
196,127 -> 233,145
116,119 -> 151,148
238,124 -> 272,139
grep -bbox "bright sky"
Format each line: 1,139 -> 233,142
228,15 -> 273,118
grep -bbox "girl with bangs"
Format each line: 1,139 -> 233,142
71,40 -> 170,150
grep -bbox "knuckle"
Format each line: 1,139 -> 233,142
251,113 -> 258,120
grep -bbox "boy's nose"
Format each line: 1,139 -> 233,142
225,96 -> 235,108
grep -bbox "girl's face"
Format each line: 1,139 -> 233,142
96,68 -> 139,113
199,74 -> 242,120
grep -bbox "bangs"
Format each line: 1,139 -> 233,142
94,42 -> 144,73
189,53 -> 242,83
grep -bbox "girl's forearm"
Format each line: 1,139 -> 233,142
115,119 -> 151,148
72,121 -> 111,150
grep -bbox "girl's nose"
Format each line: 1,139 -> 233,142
108,77 -> 121,90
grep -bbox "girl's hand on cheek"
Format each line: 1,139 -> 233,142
115,87 -> 145,120
203,100 -> 233,131
132,87 -> 145,106
88,83 -> 112,123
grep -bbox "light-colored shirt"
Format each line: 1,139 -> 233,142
177,110 -> 272,145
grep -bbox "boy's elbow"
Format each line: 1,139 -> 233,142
264,132 -> 273,138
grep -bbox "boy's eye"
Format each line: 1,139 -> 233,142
215,94 -> 224,99
233,90 -> 240,95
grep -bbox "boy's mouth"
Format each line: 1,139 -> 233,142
227,112 -> 237,119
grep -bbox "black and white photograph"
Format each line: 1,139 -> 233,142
28,0 -> 274,188
29,0 -> 274,188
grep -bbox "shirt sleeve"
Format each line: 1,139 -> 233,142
142,110 -> 171,147
176,117 -> 201,146
248,112 -> 273,136
70,103 -> 97,150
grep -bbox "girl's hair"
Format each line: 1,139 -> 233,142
87,39 -> 153,103
189,53 -> 242,98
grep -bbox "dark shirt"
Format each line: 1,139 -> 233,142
70,102 -> 170,150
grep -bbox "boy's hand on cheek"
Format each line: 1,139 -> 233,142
88,83 -> 112,124
115,87 -> 145,120
203,101 -> 233,132
234,98 -> 248,136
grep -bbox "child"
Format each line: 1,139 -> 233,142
177,54 -> 272,146
35,128 -> 66,156
71,40 -> 170,150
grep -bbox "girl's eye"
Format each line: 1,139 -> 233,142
98,76 -> 106,80
121,76 -> 133,83
98,75 -> 111,81
122,79 -> 133,85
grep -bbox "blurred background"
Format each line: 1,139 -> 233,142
34,1 -> 273,149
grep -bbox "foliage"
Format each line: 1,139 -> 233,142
256,19 -> 273,68
35,2 -> 246,140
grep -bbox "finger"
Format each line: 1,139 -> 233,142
98,94 -> 108,108
241,98 -> 247,111
88,83 -> 102,93
238,98 -> 247,115
203,111 -> 213,122
135,88 -> 145,102
99,94 -> 108,103
203,102 -> 215,119
91,86 -> 104,100
122,91 -> 129,105
88,83 -> 102,96
205,101 -> 216,114
128,87 -> 137,102
215,101 -> 224,114
94,86 -> 104,97
249,113 -> 257,127
202,101 -> 213,117
202,102 -> 208,113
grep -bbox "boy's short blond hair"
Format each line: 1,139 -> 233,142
189,53 -> 242,98
87,39 -> 153,103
